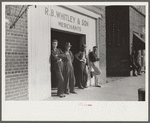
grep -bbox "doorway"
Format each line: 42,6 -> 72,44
51,28 -> 86,89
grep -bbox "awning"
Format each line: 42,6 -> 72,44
133,33 -> 145,43
133,33 -> 145,50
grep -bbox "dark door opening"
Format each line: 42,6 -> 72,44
51,28 -> 86,88
106,6 -> 130,76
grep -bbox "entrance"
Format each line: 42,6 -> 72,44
51,28 -> 86,89
106,6 -> 130,76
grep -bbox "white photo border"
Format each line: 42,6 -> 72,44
2,2 -> 149,121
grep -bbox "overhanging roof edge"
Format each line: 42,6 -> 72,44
58,5 -> 102,19
133,33 -> 145,43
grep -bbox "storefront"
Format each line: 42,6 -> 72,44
28,5 -> 105,100
129,6 -> 145,73
106,6 -> 145,76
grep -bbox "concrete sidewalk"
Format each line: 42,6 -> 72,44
44,73 -> 145,101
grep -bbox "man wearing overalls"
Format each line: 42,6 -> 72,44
51,39 -> 66,98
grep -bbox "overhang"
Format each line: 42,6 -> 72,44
59,5 -> 102,19
133,33 -> 145,50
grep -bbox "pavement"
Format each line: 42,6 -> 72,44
44,73 -> 145,101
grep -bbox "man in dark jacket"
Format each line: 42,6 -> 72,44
51,39 -> 66,98
130,50 -> 138,76
89,46 -> 102,87
135,50 -> 142,75
75,44 -> 88,89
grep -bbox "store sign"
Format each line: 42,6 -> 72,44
45,6 -> 93,34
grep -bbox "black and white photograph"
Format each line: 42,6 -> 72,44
2,2 -> 149,121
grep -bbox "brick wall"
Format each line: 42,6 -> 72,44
129,6 -> 145,54
80,6 -> 106,83
129,6 -> 145,72
5,5 -> 28,100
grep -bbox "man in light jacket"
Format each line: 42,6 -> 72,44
89,46 -> 102,87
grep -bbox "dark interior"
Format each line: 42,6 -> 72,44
51,29 -> 86,88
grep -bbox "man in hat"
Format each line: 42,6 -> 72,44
51,39 -> 66,98
75,44 -> 88,89
63,42 -> 77,94
89,46 -> 102,87
130,50 -> 138,76
134,50 -> 142,75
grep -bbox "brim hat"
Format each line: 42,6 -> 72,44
65,42 -> 72,47
93,46 -> 98,49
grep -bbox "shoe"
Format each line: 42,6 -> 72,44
70,91 -> 77,94
83,86 -> 88,88
138,73 -> 141,75
96,85 -> 101,87
78,86 -> 84,89
59,94 -> 65,98
64,92 -> 69,95
133,74 -> 137,76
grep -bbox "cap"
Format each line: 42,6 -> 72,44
65,42 -> 72,47
52,39 -> 58,43
93,46 -> 98,48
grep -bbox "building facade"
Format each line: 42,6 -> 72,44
106,6 -> 145,76
5,5 -> 106,100
5,5 -> 145,100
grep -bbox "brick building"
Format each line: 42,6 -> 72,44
5,5 -> 106,101
5,5 -> 28,100
106,6 -> 145,76
4,5 -> 145,101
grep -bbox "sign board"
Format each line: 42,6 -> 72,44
29,5 -> 97,88
45,6 -> 96,34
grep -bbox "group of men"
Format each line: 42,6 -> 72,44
51,39 -> 102,98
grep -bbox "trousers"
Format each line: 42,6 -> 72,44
52,61 -> 64,95
77,62 -> 88,88
91,62 -> 102,86
136,63 -> 141,74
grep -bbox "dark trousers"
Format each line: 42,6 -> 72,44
52,61 -> 64,96
63,62 -> 76,93
136,63 -> 141,74
78,62 -> 88,88
132,65 -> 137,75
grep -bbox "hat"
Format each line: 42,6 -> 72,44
52,39 -> 58,43
82,44 -> 87,48
93,46 -> 98,48
65,42 -> 72,47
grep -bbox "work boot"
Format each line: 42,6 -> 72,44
70,91 -> 77,94
59,94 -> 65,98
64,92 -> 69,95
96,84 -> 101,87
78,86 -> 84,89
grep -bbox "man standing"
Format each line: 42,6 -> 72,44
130,50 -> 138,76
75,44 -> 88,89
89,46 -> 102,87
135,50 -> 142,75
51,39 -> 66,98
63,42 -> 77,94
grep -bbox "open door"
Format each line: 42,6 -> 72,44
106,6 -> 130,76
50,29 -> 87,95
